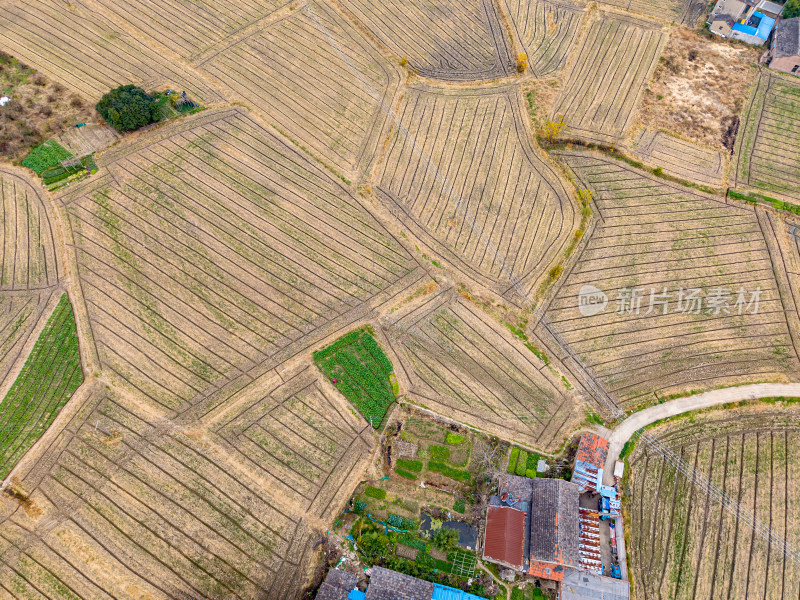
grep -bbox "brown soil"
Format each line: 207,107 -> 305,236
636,27 -> 761,151
0,51 -> 95,162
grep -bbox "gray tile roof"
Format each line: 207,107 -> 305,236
775,17 -> 800,58
316,569 -> 359,600
529,479 -> 580,568
364,567 -> 434,600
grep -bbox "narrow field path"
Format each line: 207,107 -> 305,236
603,383 -> 800,484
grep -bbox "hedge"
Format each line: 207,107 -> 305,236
507,447 -> 519,473
515,450 -> 528,476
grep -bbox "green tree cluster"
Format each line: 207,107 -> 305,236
96,85 -> 160,132
784,0 -> 800,19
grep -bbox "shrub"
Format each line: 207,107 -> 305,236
508,447 -> 519,473
433,528 -> 460,552
428,461 -> 471,482
785,0 -> 800,19
395,468 -> 417,480
653,166 -> 663,176
353,499 -> 367,514
525,468 -> 537,479
516,52 -> 528,73
515,450 -> 528,476
511,589 -> 524,600
387,514 -> 404,528
21,141 -> 72,175
526,452 -> 539,471
445,432 -> 464,445
96,84 -> 160,132
396,458 -> 423,473
364,486 -> 386,500
430,445 -> 449,461
453,498 -> 466,513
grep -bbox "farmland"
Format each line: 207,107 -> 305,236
385,288 -> 579,450
1,0 -> 800,596
628,401 -> 800,600
540,151 -> 799,411
376,86 -> 577,297
630,128 -> 726,187
503,0 -> 585,78
0,294 -> 82,479
551,13 -> 666,143
199,1 -> 398,174
66,107 -> 416,410
314,326 -> 396,427
735,71 -> 800,203
337,0 -> 514,81
0,169 -> 60,290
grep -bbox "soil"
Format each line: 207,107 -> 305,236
0,51 -> 95,162
636,26 -> 761,151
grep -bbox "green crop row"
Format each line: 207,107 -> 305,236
427,461 -> 470,482
396,458 -> 422,472
0,295 -> 83,478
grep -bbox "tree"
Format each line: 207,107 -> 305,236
96,85 -> 160,132
432,528 -> 459,552
784,0 -> 800,19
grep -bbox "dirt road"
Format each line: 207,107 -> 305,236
603,383 -> 800,484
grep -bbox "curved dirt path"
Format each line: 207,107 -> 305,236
603,382 -> 800,484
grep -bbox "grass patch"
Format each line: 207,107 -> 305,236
446,432 -> 465,445
364,486 -> 386,500
453,498 -> 466,513
427,461 -> 471,482
585,409 -> 604,425
430,445 -> 449,461
314,327 -> 395,428
729,189 -> 800,216
396,458 -> 423,473
0,294 -> 83,478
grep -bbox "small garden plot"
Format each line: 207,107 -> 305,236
314,326 -> 396,428
395,419 -> 474,483
0,294 -> 83,478
21,139 -> 97,191
507,446 -> 545,478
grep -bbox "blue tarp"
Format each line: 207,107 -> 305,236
347,591 -> 366,600
732,12 -> 775,39
432,584 -> 487,600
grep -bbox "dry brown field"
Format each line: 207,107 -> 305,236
551,12 -> 666,143
539,151 -> 800,411
384,286 -> 580,451
628,402 -> 800,600
337,0 -> 514,81
503,0 -> 586,78
629,128 -> 727,187
198,1 -> 399,174
375,85 -> 578,298
1,0 -> 800,597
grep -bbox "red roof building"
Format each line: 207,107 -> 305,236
483,505 -> 526,570
575,433 -> 609,469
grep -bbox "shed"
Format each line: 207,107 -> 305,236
364,566 -> 434,600
528,478 -> 581,579
614,461 -> 624,479
483,505 -> 527,569
772,17 -> 800,74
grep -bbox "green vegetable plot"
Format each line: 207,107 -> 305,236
0,294 -> 83,478
314,326 -> 395,428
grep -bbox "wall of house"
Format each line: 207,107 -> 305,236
771,56 -> 800,74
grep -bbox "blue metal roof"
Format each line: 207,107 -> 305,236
432,583 -> 487,600
732,12 -> 775,39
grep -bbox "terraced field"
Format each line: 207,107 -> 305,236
735,71 -> 800,203
631,128 -> 727,187
375,86 -> 577,298
0,389 -> 313,600
385,288 -> 579,451
552,13 -> 666,143
503,0 -> 585,78
0,169 -> 60,291
66,108 -> 416,411
0,0 -> 219,102
337,0 -> 514,81
200,1 -> 398,173
629,403 -> 800,600
540,151 -> 800,411
0,293 -> 56,391
595,0 -> 704,25
89,0 -> 284,61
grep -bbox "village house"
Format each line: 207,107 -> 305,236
772,17 -> 800,73
707,0 -> 779,44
